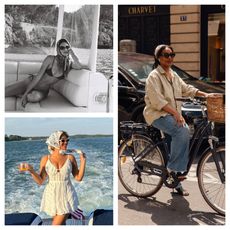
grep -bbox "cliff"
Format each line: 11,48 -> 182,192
5,5 -> 113,49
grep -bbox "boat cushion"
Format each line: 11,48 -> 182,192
5,213 -> 42,225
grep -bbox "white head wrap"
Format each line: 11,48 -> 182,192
46,130 -> 67,153
154,44 -> 167,59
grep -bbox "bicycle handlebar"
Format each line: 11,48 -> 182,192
175,97 -> 207,105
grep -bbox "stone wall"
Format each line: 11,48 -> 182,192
170,5 -> 200,78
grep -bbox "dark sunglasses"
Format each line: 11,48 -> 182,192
59,46 -> 70,50
60,139 -> 69,143
161,53 -> 176,58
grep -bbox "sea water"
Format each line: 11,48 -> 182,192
5,136 -> 113,218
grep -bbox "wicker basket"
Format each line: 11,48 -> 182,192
206,94 -> 225,123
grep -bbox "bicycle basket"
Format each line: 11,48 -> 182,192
207,94 -> 225,123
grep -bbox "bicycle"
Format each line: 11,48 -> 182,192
118,97 -> 225,216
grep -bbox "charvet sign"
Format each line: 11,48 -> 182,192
128,6 -> 156,15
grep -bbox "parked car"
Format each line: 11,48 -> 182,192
118,52 -> 225,142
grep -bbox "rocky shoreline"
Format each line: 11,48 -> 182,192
5,5 -> 113,49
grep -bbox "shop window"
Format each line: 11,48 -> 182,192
207,13 -> 225,82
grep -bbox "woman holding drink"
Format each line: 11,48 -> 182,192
19,130 -> 86,225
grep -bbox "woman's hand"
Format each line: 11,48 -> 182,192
173,112 -> 185,126
18,163 -> 34,172
68,48 -> 75,57
26,164 -> 35,173
68,49 -> 85,70
75,149 -> 86,159
21,94 -> 28,108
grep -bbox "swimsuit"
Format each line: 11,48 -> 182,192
45,56 -> 66,79
40,155 -> 79,216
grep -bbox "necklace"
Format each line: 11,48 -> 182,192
165,73 -> 173,84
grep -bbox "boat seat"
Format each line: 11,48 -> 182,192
5,60 -> 108,112
5,212 -> 42,225
88,209 -> 113,225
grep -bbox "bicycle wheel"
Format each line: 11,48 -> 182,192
118,134 -> 165,197
198,145 -> 225,216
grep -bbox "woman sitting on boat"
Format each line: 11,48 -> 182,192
6,38 -> 87,108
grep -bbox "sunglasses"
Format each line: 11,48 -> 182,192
60,139 -> 69,143
161,53 -> 176,58
59,46 -> 70,50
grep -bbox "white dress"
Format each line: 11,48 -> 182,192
40,155 -> 79,216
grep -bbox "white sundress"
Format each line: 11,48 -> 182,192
40,155 -> 79,216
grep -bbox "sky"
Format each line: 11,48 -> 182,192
5,117 -> 113,136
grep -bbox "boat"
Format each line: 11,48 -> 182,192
5,209 -> 113,225
5,4 -> 113,113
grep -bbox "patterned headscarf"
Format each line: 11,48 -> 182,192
46,130 -> 69,153
56,38 -> 71,78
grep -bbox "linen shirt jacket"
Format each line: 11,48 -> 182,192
143,65 -> 199,125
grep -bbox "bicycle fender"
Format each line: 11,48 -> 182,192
196,145 -> 225,177
196,147 -> 211,177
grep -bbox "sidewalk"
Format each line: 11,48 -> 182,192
118,165 -> 225,225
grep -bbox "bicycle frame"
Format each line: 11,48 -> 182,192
186,118 -> 212,172
129,115 -> 224,187
131,133 -> 180,188
119,97 -> 225,215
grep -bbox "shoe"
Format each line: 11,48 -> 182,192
174,185 -> 189,196
176,172 -> 187,181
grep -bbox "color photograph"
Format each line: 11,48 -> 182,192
5,4 -> 113,112
5,117 -> 113,225
118,4 -> 225,225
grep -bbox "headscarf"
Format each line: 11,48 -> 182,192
154,44 -> 168,59
46,130 -> 69,154
56,38 -> 72,78
153,44 -> 174,69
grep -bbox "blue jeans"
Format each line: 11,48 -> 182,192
152,115 -> 190,172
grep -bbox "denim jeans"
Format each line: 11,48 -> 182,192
152,115 -> 190,172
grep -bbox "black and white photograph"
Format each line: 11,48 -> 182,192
5,4 -> 113,112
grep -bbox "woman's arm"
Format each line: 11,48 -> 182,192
69,49 -> 89,70
70,152 -> 86,182
21,56 -> 53,107
162,103 -> 185,126
27,155 -> 48,185
196,90 -> 209,98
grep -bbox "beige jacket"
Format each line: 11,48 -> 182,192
143,65 -> 198,125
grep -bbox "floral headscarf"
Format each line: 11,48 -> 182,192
46,130 -> 69,153
56,38 -> 71,78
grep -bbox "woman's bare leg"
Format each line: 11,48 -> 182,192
52,214 -> 69,225
5,77 -> 31,97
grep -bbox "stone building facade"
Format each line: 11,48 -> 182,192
119,5 -> 225,81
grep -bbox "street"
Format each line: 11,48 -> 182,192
118,163 -> 225,225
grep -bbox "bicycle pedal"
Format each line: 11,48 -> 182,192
178,176 -> 187,181
166,176 -> 174,184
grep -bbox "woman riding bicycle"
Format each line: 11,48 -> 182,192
143,44 -> 210,196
